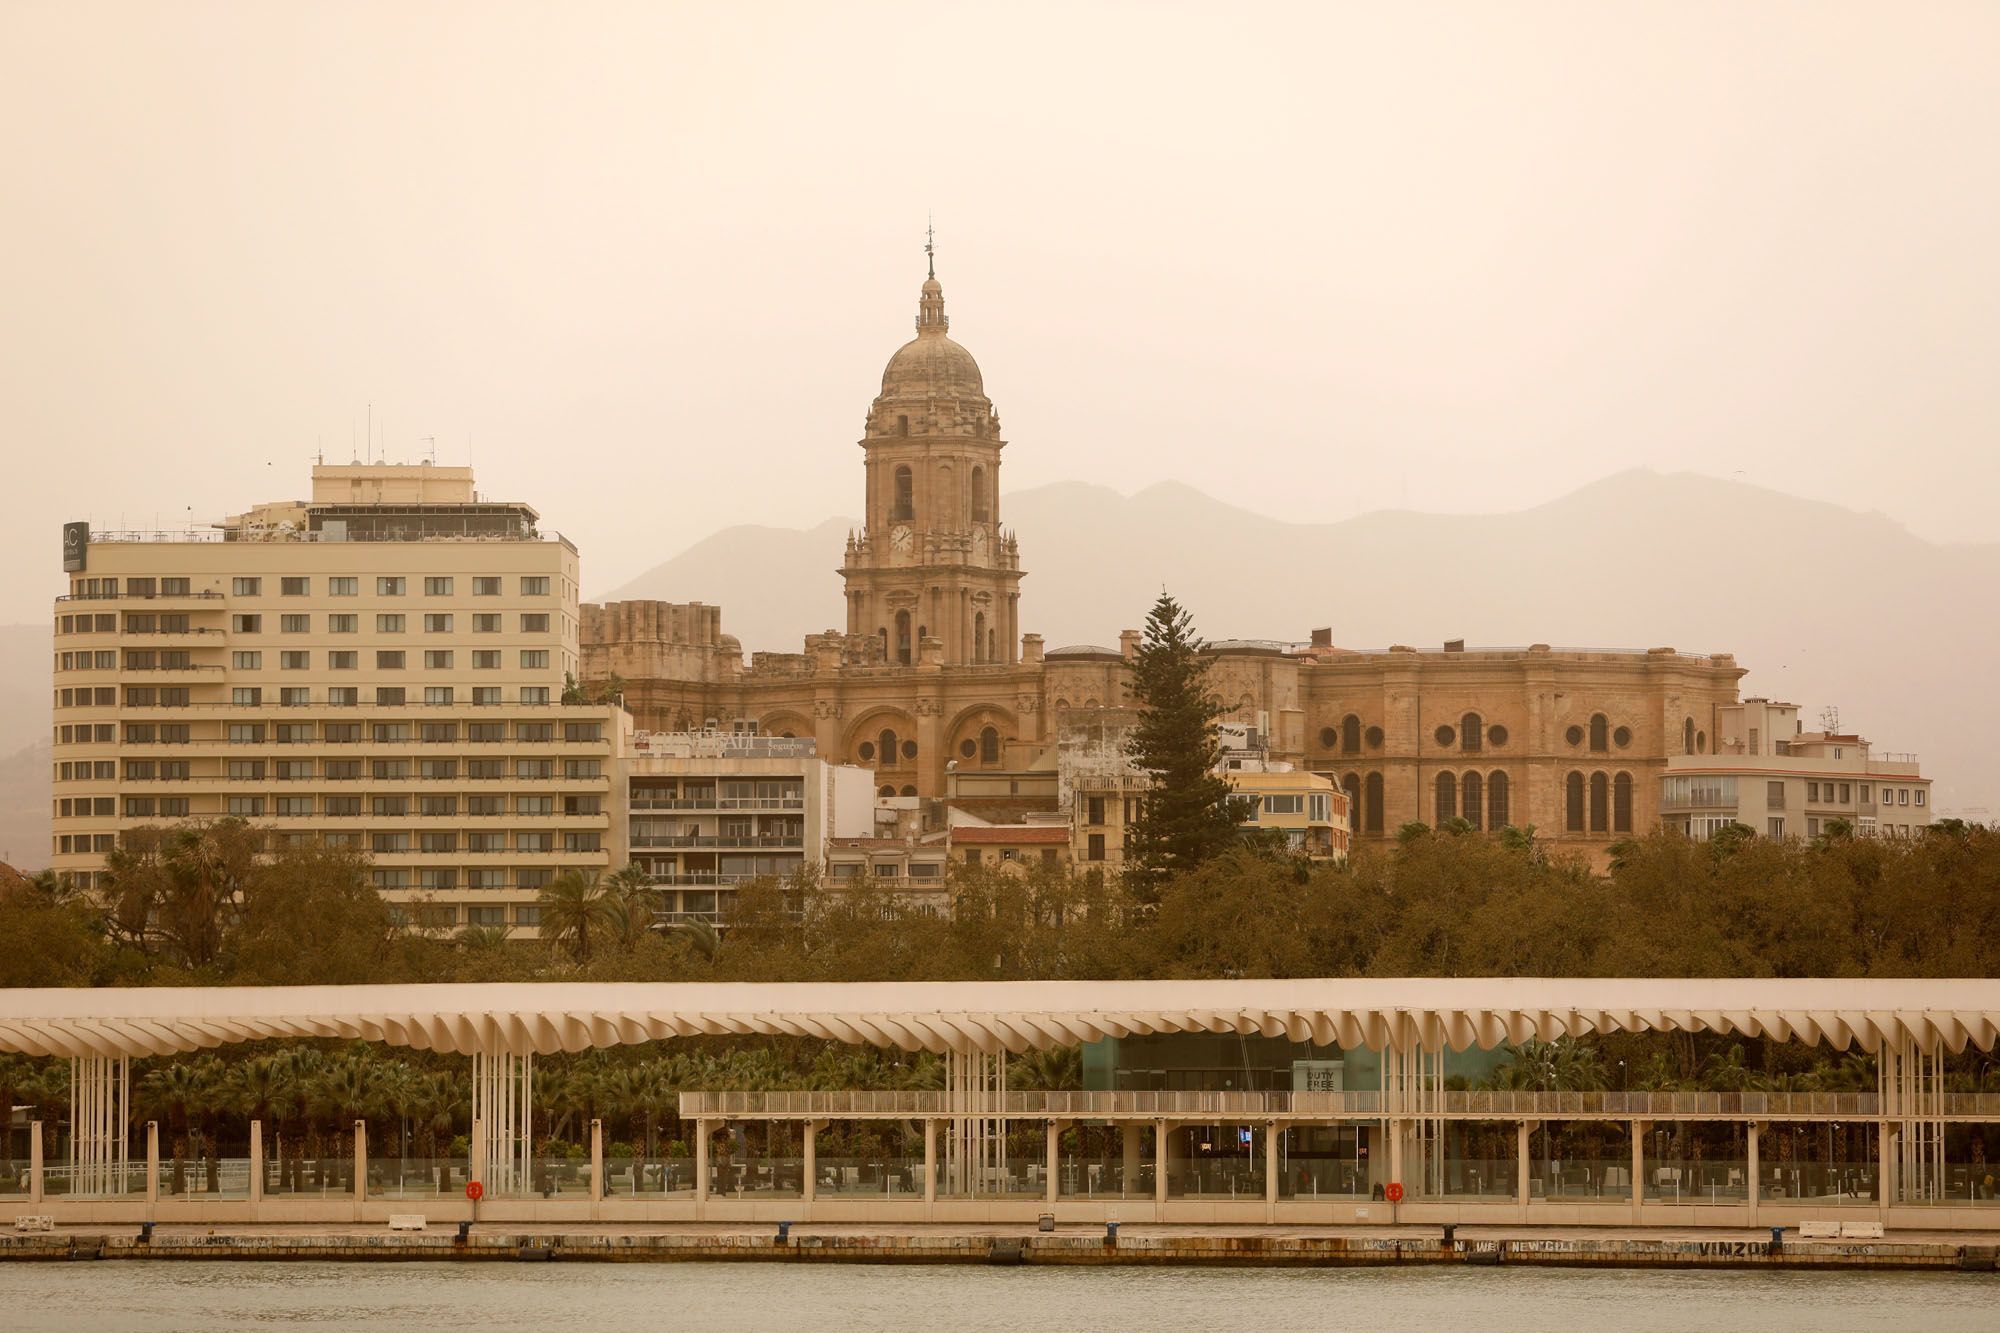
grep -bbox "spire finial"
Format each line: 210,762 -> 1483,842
925,214 -> 935,279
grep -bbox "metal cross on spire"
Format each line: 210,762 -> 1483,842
925,215 -> 935,279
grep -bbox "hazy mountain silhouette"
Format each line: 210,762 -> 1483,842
596,469 -> 1999,816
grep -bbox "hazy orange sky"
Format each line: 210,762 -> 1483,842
3,1 -> 1996,624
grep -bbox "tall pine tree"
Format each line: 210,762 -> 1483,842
1123,592 -> 1245,902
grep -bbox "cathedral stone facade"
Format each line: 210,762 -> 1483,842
582,263 -> 1746,857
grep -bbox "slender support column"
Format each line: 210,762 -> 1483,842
1879,1124 -> 1894,1220
589,1120 -> 604,1203
29,1121 -> 43,1205
249,1121 -> 264,1206
1045,1121 -> 1061,1208
1121,1122 -> 1141,1197
353,1121 -> 367,1205
1154,1121 -> 1170,1213
803,1120 -> 819,1206
1264,1122 -> 1279,1221
1746,1122 -> 1759,1225
1631,1121 -> 1646,1221
1388,1118 -> 1404,1198
1516,1121 -> 1530,1220
145,1121 -> 159,1204
470,1117 -> 486,1195
922,1119 -> 937,1206
694,1119 -> 710,1215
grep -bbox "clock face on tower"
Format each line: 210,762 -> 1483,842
890,525 -> 913,555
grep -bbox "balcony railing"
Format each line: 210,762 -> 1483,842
630,797 -> 805,812
630,834 -> 805,850
676,1089 -> 2000,1121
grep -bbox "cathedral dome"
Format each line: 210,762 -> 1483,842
878,275 -> 986,401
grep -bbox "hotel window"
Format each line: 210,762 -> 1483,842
324,796 -> 361,817
161,578 -> 190,595
1839,783 -> 1851,802
472,688 -> 502,707
372,722 -> 411,743
274,796 -> 313,817
467,871 -> 507,891
465,905 -> 505,928
281,651 -> 309,670
1087,833 -> 1106,861
468,759 -> 507,779
424,614 -> 454,633
419,831 -> 458,853
281,614 -> 309,633
519,722 -> 554,742
419,793 -> 458,815
1767,781 -> 1785,807
232,651 -> 262,670
520,649 -> 550,669
275,759 -> 314,780
376,651 -> 405,670
232,577 -> 262,596
515,794 -> 553,816
159,797 -> 189,817
517,831 -> 554,852
467,795 -> 503,816
473,651 -> 501,669
1768,818 -> 1785,839
1860,784 -> 1871,802
1086,796 -> 1106,825
564,722 -> 602,742
123,797 -> 156,818
280,577 -> 309,596
232,687 -> 263,706
324,722 -> 361,743
231,613 -> 261,633
324,760 -> 361,780
474,577 -> 502,596
123,760 -> 156,781
520,613 -> 550,633
329,651 -> 358,670
467,831 -> 505,852
565,831 -> 602,853
564,759 -> 602,779
1262,794 -> 1304,815
474,614 -> 502,633
226,797 -> 265,816
372,870 -> 410,891
1807,782 -> 1819,802
520,686 -> 549,704
521,576 -> 550,596
424,577 -> 455,596
518,758 -> 556,779
274,722 -> 312,742
420,721 -> 457,742
1899,788 -> 1910,806
377,614 -> 405,633
378,577 -> 406,596
329,614 -> 357,633
376,686 -> 406,706
424,651 -> 455,670
1916,789 -> 1926,807
424,688 -> 455,708
371,832 -> 409,853
329,577 -> 358,596
328,687 -> 359,707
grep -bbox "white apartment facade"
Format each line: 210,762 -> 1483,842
51,463 -> 623,934
622,730 -> 876,924
1659,698 -> 1932,841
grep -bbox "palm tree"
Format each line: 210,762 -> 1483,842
229,1055 -> 290,1193
1010,1046 -> 1083,1092
667,917 -> 722,964
311,1048 -> 381,1189
140,1060 -> 207,1195
538,870 -> 620,964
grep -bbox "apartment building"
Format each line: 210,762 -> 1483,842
1070,768 -> 1349,867
622,730 -> 875,924
50,463 -> 623,933
1659,697 -> 1933,841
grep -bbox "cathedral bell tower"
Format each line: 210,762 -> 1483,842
840,244 -> 1024,667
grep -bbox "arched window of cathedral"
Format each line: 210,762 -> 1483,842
857,741 -> 876,761
1589,713 -> 1609,752
1487,723 -> 1508,747
960,739 -> 977,758
1342,714 -> 1361,755
1488,771 -> 1510,829
988,628 -> 996,662
900,785 -> 916,797
1614,772 -> 1634,832
1319,727 -> 1338,750
980,726 -> 999,764
1696,730 -> 1707,753
971,466 -> 989,522
895,611 -> 912,665
1565,725 -> 1584,746
878,627 -> 888,660
1461,770 -> 1483,830
1364,773 -> 1384,833
1365,725 -> 1384,748
1566,772 -> 1585,832
879,784 -> 895,798
897,415 -> 909,437
901,739 -> 918,760
1434,724 -> 1456,747
1435,771 -> 1457,823
892,465 -> 914,521
878,728 -> 899,765
1683,717 -> 1696,754
1341,773 -> 1361,830
918,624 -> 927,644
1460,713 -> 1482,753
973,611 -> 986,662
1589,771 -> 1609,832
1613,725 -> 1631,748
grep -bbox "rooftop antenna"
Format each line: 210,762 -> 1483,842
367,402 -> 373,464
421,435 -> 437,464
1821,705 -> 1841,734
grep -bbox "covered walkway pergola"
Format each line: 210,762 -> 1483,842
4,978 -> 2000,1226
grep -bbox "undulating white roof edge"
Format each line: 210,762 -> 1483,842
4,978 -> 1999,1059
